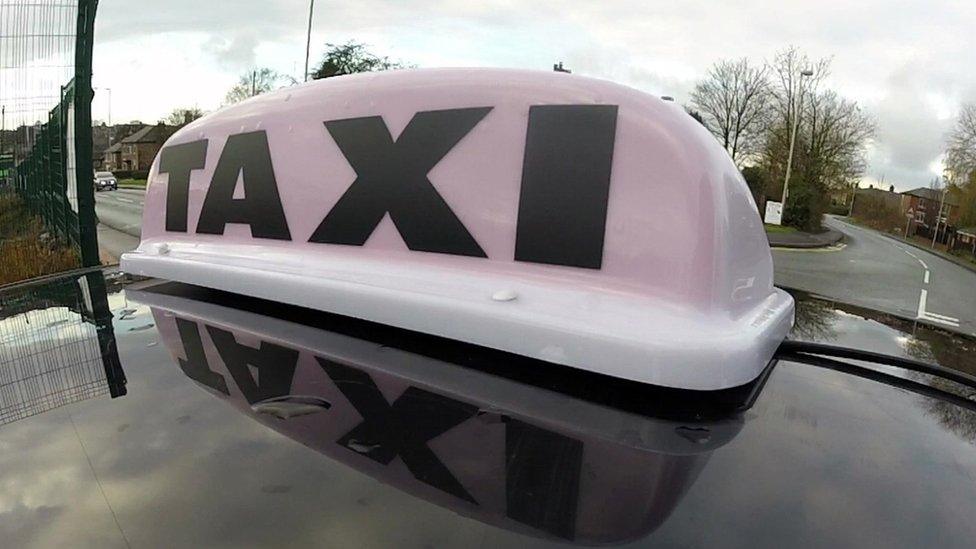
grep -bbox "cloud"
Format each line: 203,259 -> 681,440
81,0 -> 976,184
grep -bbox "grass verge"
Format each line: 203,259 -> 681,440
0,191 -> 81,285
116,178 -> 147,188
764,223 -> 798,234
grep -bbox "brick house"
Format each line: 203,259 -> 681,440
901,187 -> 960,239
101,142 -> 123,171
120,124 -> 178,172
102,123 -> 177,172
951,227 -> 976,258
92,123 -> 143,170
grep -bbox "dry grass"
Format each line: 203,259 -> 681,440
0,191 -> 80,285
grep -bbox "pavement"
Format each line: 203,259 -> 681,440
773,215 -> 976,337
767,227 -> 844,248
95,190 -> 976,338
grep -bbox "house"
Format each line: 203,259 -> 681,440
901,187 -> 961,240
851,186 -> 906,218
102,123 -> 178,173
102,142 -> 123,171
119,123 -> 178,172
951,227 -> 976,258
92,123 -> 143,169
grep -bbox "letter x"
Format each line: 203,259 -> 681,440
309,107 -> 492,257
317,357 -> 479,503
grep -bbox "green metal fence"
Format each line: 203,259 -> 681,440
0,0 -> 100,283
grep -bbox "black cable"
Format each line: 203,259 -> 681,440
777,340 -> 976,393
778,350 -> 976,414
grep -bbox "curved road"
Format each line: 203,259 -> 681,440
773,216 -> 976,337
97,191 -> 976,337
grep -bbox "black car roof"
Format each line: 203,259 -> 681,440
0,269 -> 974,548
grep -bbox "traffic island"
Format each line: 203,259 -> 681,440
766,226 -> 844,249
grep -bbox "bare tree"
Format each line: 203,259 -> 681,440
689,58 -> 770,166
224,68 -> 295,105
161,107 -> 204,126
767,47 -> 830,135
802,89 -> 875,194
758,47 -> 873,231
311,41 -> 410,80
946,103 -> 976,183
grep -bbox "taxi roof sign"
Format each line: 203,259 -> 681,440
121,68 -> 794,391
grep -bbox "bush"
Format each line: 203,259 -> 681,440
783,181 -> 825,232
0,191 -> 81,284
827,203 -> 850,216
851,194 -> 904,232
107,169 -> 150,180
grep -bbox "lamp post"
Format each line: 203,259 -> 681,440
304,0 -> 315,82
95,87 -> 112,144
780,69 -> 814,210
931,183 -> 948,248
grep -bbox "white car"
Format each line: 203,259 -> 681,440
93,171 -> 118,191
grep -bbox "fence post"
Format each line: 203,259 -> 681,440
74,0 -> 100,267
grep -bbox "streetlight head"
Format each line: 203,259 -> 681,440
800,69 -> 814,77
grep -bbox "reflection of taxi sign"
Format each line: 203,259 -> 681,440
121,68 -> 794,391
133,287 -> 744,544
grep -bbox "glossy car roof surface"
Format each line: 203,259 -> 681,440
0,269 -> 974,548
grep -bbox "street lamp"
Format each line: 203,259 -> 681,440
304,0 -> 315,82
780,69 -> 814,209
95,87 -> 112,144
931,179 -> 949,248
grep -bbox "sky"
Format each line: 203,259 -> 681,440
85,0 -> 976,192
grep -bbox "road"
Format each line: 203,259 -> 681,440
94,188 -> 142,260
773,216 -> 976,337
96,190 -> 976,336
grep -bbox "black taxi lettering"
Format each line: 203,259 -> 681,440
160,104 -> 618,269
309,108 -> 491,257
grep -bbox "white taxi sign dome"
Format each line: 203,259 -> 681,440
121,68 -> 794,390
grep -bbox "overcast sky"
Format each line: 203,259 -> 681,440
89,0 -> 976,191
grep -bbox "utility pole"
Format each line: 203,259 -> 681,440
304,0 -> 315,82
780,69 -> 814,210
848,183 -> 857,217
251,70 -> 257,97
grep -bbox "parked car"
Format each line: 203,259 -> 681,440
93,170 -> 117,191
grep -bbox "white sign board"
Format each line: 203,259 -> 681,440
764,201 -> 783,225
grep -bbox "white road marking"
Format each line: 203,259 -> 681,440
923,311 -> 958,322
924,270 -> 930,284
917,258 -> 928,270
921,313 -> 960,328
117,197 -> 135,204
915,285 -> 960,328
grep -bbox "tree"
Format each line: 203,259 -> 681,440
760,47 -> 873,231
162,107 -> 204,126
946,103 -> 976,182
946,104 -> 976,227
225,68 -> 294,105
311,41 -> 409,80
689,58 -> 771,166
684,107 -> 706,126
801,90 -> 874,196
